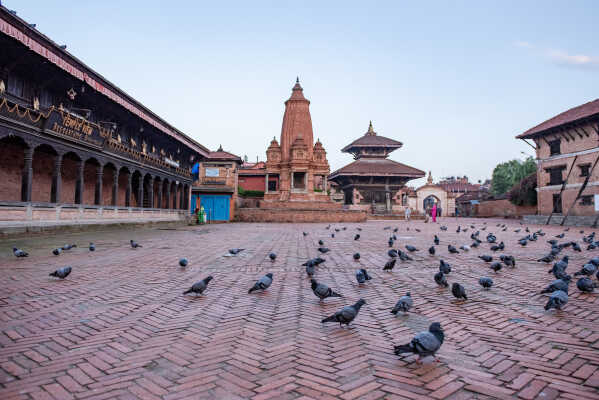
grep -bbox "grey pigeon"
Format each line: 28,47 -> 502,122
479,277 -> 493,289
490,262 -> 502,273
89,243 -> 95,252
228,248 -> 244,255
248,273 -> 273,293
571,242 -> 581,252
311,279 -> 342,301
405,245 -> 418,252
354,234 -> 360,241
391,293 -> 413,314
590,257 -> 599,267
388,249 -> 398,258
303,232 -> 308,236
399,251 -> 413,262
388,238 -> 394,247
183,276 -> 213,295
479,255 -> 493,262
448,245 -> 459,254
321,299 -> 366,326
394,322 -> 444,360
556,233 -> 565,238
439,260 -> 451,274
500,255 -> 515,268
318,247 -> 330,254
459,245 -> 470,252
305,263 -> 315,277
356,268 -> 371,284
179,258 -> 188,267
537,254 -> 555,263
383,259 -> 396,271
130,240 -> 142,248
50,266 -> 72,279
451,283 -> 467,300
353,253 -> 360,260
318,240 -> 324,245
574,263 -> 597,277
544,290 -> 568,310
429,246 -> 435,255
577,277 -> 597,293
540,277 -> 571,294
434,271 -> 448,287
440,226 -> 448,231
13,248 -> 28,257
52,248 -> 62,256
62,244 -> 76,251
269,252 -> 276,261
434,235 -> 440,245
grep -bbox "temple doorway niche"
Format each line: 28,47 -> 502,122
292,172 -> 306,190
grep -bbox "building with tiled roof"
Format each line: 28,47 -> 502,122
328,122 -> 424,214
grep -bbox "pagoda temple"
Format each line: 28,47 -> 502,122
328,122 -> 424,213
264,79 -> 331,203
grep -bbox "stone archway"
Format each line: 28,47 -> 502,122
423,195 -> 440,213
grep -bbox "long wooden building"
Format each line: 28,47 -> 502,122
0,6 -> 210,226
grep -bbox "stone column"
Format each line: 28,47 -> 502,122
291,171 -> 294,190
157,181 -> 163,208
51,153 -> 63,203
75,160 -> 85,204
112,169 -> 119,206
21,146 -> 34,202
265,173 -> 269,193
126,173 -> 132,207
137,176 -> 144,208
95,164 -> 104,205
148,179 -> 154,208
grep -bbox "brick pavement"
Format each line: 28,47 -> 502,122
0,218 -> 598,400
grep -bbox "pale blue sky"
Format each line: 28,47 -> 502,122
5,1 -> 598,186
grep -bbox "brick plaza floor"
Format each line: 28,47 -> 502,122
0,218 -> 598,400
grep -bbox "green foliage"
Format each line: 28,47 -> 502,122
491,157 -> 536,196
508,172 -> 537,206
238,187 -> 264,198
313,188 -> 324,192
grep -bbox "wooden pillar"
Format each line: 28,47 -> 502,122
137,175 -> 144,208
51,153 -> 63,203
112,169 -> 119,206
173,185 -> 178,209
165,183 -> 171,209
95,164 -> 104,205
75,160 -> 84,204
179,185 -> 184,209
148,178 -> 154,208
157,180 -> 163,208
125,173 -> 132,207
21,146 -> 34,202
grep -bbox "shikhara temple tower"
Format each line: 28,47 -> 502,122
264,79 -> 331,203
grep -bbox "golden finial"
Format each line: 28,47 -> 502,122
427,171 -> 433,184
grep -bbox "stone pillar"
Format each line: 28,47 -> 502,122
126,173 -> 132,207
51,153 -> 63,203
112,169 -> 119,206
137,176 -> 144,208
148,179 -> 154,208
291,171 -> 294,190
21,146 -> 34,202
265,173 -> 269,193
95,164 -> 104,205
75,160 -> 85,204
157,181 -> 163,208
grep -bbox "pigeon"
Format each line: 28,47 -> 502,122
388,238 -> 394,248
321,299 -> 366,326
302,257 -> 325,267
537,254 -> 555,263
325,225 -> 330,230
394,322 -> 444,360
525,227 -> 530,232
440,226 -> 448,231
311,279 -> 342,301
490,242 -> 504,252
451,283 -> 467,300
269,252 -> 276,261
384,226 -> 391,230
353,253 -> 360,260
13,248 -> 29,257
318,240 -> 324,246
500,255 -> 515,268
130,240 -> 142,248
456,226 -> 461,233
318,247 -> 330,254
398,251 -> 413,262
415,228 -> 421,233
405,245 -> 419,252
439,260 -> 451,274
52,248 -> 62,256
342,227 -> 347,231
393,227 -> 398,232
556,233 -> 565,238
490,262 -> 502,273
471,241 -> 480,248
547,239 -> 558,246
179,258 -> 188,267
228,248 -> 244,255
383,259 -> 397,271
305,263 -> 315,277
540,277 -> 571,294
548,256 -> 569,275
391,293 -> 413,314
356,268 -> 371,284
49,266 -> 72,279
356,227 -> 362,231
448,245 -> 459,254
486,234 -> 497,244
183,276 -> 213,295
388,249 -> 398,258
577,277 -> 597,293
354,234 -> 360,241
544,290 -> 568,310
479,255 -> 493,262
89,243 -> 95,252
434,271 -> 448,287
428,246 -> 435,255
303,232 -> 308,236
459,245 -> 470,252
514,228 -> 521,233
518,239 -> 528,246
590,257 -> 599,267
571,242 -> 581,252
574,263 -> 597,277
479,277 -> 493,289
62,244 -> 76,251
434,235 -> 440,245
331,233 -> 335,238
248,273 -> 273,293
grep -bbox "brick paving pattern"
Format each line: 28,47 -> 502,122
1,218 -> 598,399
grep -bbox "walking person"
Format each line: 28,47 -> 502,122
432,202 -> 437,223
404,207 -> 411,222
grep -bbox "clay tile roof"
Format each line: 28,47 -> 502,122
207,149 -> 242,162
517,98 -> 599,139
329,158 -> 425,179
341,123 -> 403,152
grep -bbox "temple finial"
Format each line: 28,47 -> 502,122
217,144 -> 223,152
427,171 -> 433,184
296,76 -> 299,83
366,120 -> 376,135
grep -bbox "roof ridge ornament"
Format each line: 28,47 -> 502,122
217,144 -> 223,152
366,121 -> 376,136
427,171 -> 433,184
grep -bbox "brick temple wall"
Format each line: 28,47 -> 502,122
477,199 -> 537,218
236,208 -> 366,222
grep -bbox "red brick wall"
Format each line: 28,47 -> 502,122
238,175 -> 265,191
258,200 -> 341,210
83,162 -> 98,205
61,155 -> 79,204
0,141 -> 25,201
236,208 -> 366,222
101,167 -> 115,206
31,148 -> 54,203
477,199 -> 537,217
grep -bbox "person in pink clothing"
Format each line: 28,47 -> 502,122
431,203 -> 437,223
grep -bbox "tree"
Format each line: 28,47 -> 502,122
490,157 -> 536,196
509,172 -> 537,206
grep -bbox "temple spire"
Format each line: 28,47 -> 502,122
366,120 -> 376,136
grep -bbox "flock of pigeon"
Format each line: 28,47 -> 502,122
11,220 -> 599,363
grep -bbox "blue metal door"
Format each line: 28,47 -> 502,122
190,194 -> 198,214
199,195 -> 230,221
